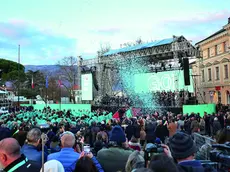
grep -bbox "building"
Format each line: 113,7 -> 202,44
195,17 -> 230,105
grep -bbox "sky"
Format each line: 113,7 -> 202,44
0,0 -> 229,65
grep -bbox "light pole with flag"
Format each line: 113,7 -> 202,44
31,75 -> 34,105
58,79 -> 62,111
45,76 -> 48,111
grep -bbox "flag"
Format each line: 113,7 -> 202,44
125,109 -> 133,118
31,76 -> 34,89
58,80 -> 62,87
45,76 -> 48,88
112,111 -> 119,119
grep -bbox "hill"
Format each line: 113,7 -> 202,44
25,65 -> 60,74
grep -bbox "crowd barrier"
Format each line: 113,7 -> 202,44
192,132 -> 215,160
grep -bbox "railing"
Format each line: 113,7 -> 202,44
192,132 -> 215,160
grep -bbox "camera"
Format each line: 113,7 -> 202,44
144,143 -> 164,161
210,142 -> 230,170
38,124 -> 50,133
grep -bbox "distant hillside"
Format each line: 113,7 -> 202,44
25,65 -> 61,74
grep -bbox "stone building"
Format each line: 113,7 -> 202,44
194,17 -> 230,105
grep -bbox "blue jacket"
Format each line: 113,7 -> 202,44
178,160 -> 216,172
21,144 -> 47,166
48,148 -> 80,172
91,157 -> 104,172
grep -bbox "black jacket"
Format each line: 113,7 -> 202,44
4,154 -> 41,172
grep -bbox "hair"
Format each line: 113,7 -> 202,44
61,132 -> 75,148
134,168 -> 153,172
0,138 -> 21,158
74,156 -> 98,172
149,154 -> 178,172
126,151 -> 145,172
216,127 -> 230,144
130,136 -> 139,143
27,128 -> 41,143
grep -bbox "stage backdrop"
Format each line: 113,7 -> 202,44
21,104 -> 91,112
134,69 -> 194,93
183,104 -> 216,117
81,73 -> 93,100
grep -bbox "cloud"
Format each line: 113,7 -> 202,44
90,27 -> 121,35
0,20 -> 77,65
163,10 -> 230,27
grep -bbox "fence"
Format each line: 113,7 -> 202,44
192,133 -> 215,160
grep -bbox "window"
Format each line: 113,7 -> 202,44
215,45 -> 218,55
217,44 -> 221,54
201,70 -> 205,82
207,48 -> 210,57
224,41 -> 229,52
215,67 -> 219,80
208,68 -> 212,81
224,64 -> 229,79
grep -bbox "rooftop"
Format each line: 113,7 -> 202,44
103,38 -> 174,56
195,28 -> 226,45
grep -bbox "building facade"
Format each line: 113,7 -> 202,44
195,18 -> 230,105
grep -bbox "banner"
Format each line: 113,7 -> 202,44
81,74 -> 93,100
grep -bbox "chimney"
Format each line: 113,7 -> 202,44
228,17 -> 230,24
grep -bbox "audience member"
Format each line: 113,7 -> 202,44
0,138 -> 41,172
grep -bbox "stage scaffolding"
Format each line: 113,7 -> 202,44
80,36 -> 199,103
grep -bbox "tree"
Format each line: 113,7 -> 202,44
0,58 -> 26,94
20,70 -> 46,99
57,56 -> 78,104
123,37 -> 144,47
97,43 -> 111,57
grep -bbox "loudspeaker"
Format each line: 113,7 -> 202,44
92,71 -> 99,91
183,58 -> 190,85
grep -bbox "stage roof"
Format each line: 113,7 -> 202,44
103,38 -> 174,56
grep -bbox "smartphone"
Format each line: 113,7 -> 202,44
83,145 -> 90,153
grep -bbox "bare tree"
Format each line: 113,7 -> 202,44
97,43 -> 111,57
57,56 -> 78,104
123,37 -> 144,47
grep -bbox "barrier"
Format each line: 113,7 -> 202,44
21,104 -> 91,112
193,132 -> 215,160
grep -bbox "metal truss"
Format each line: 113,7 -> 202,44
80,36 -> 199,99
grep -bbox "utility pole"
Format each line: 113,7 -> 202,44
17,45 -> 20,108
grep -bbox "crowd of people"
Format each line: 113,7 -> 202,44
0,106 -> 229,172
100,90 -> 190,108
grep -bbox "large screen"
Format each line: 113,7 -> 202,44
134,69 -> 194,93
183,104 -> 216,117
81,74 -> 93,100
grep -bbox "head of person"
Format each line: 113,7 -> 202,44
149,154 -> 178,172
133,168 -> 153,172
74,156 -> 98,172
61,131 -> 75,148
126,151 -> 145,172
169,132 -> 196,163
27,128 -> 42,147
216,127 -> 230,144
109,125 -> 126,147
0,138 -> 21,169
59,125 -> 65,133
41,160 -> 64,172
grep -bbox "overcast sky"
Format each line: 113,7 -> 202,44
0,0 -> 229,65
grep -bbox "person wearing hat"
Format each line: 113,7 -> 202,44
169,132 -> 215,172
97,125 -> 133,172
